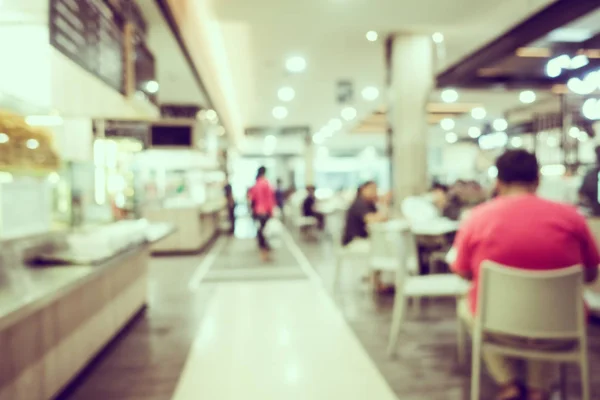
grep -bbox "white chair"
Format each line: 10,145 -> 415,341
374,224 -> 469,358
471,262 -> 589,400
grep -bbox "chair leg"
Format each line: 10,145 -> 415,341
470,335 -> 482,400
387,291 -> 407,357
333,256 -> 343,292
456,303 -> 467,365
559,363 -> 568,400
581,350 -> 590,400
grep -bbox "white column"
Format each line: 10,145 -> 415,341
389,34 -> 434,205
304,137 -> 315,187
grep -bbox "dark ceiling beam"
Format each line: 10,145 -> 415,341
457,76 -> 557,90
154,0 -> 214,110
437,0 -> 600,88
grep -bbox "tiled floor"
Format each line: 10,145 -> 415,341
58,219 -> 600,399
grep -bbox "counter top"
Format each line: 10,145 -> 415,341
0,245 -> 146,331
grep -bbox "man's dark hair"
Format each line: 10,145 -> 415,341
431,182 -> 449,192
256,166 -> 267,178
357,180 -> 376,195
496,150 -> 539,184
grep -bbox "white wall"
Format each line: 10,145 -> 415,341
0,24 -> 52,110
51,50 -> 159,119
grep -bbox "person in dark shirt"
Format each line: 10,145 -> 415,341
302,186 -> 325,230
579,145 -> 600,215
342,181 -> 386,246
275,179 -> 286,219
224,181 -> 235,235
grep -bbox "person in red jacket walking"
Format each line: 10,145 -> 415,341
248,166 -> 276,261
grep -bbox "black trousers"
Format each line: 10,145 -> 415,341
227,206 -> 235,235
256,214 -> 270,250
307,212 -> 325,230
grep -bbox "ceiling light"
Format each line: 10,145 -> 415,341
582,98 -> 600,120
341,106 -> 357,121
519,90 -> 536,104
445,132 -> 458,144
578,131 -> 589,142
471,107 -> 486,120
278,86 -> 296,102
366,31 -> 378,42
440,118 -> 455,131
567,77 -> 595,95
493,118 -> 508,131
510,136 -> 523,148
26,138 -> 39,150
569,127 -> 580,138
328,118 -> 342,130
0,133 -> 8,144
432,32 -> 444,43
441,88 -> 459,103
205,109 -> 217,121
144,80 -> 159,94
479,131 -> 508,150
286,56 -> 307,73
468,127 -> 481,138
570,54 -> 589,70
272,106 -> 288,120
361,86 -> 379,101
25,115 -> 63,126
545,54 -> 571,78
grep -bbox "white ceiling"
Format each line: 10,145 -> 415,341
210,0 -> 556,135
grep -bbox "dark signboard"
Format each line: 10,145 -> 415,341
160,104 -> 201,119
50,0 -> 125,93
102,120 -> 150,148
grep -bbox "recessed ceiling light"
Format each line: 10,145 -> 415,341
26,138 -> 40,150
341,106 -> 357,121
144,80 -> 159,94
510,136 -> 523,148
468,127 -> 481,138
441,88 -> 458,103
440,118 -> 455,131
569,127 -> 580,138
205,110 -> 217,121
445,132 -> 458,144
583,98 -> 600,120
278,86 -> 296,102
493,118 -> 508,131
519,90 -> 536,104
471,107 -> 486,120
285,56 -> 307,73
366,31 -> 379,42
432,32 -> 444,44
0,133 -> 9,144
361,86 -> 379,101
328,118 -> 343,130
272,106 -> 288,120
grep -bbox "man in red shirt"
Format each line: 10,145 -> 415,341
452,150 -> 599,400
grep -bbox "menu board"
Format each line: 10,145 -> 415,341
50,0 -> 125,93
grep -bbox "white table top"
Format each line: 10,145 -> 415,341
411,219 -> 460,236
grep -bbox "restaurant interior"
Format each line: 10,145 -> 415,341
2,0 -> 600,399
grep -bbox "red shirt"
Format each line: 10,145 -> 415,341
249,177 -> 276,216
452,194 -> 600,315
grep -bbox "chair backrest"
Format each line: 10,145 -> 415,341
478,261 -> 585,339
368,221 -> 416,277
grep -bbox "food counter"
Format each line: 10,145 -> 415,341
0,222 -> 174,400
144,201 -> 224,254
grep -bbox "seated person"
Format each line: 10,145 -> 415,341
342,181 -> 387,246
342,181 -> 390,292
302,186 -> 325,230
452,150 -> 599,400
